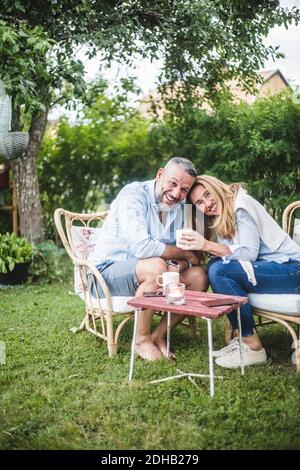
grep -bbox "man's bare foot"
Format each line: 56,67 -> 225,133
135,340 -> 163,361
151,336 -> 176,360
159,345 -> 176,361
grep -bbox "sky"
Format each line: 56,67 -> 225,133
263,0 -> 300,87
49,0 -> 300,119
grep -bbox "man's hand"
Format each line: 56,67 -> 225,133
161,244 -> 200,267
166,259 -> 192,273
184,251 -> 200,266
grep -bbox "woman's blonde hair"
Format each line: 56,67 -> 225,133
189,175 -> 243,239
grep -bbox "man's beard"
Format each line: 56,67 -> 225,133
158,194 -> 181,214
157,192 -> 174,211
155,182 -> 178,210
158,200 -> 170,211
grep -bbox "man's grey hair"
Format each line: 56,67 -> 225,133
164,157 -> 196,177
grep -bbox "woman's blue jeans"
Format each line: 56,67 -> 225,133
208,258 -> 300,336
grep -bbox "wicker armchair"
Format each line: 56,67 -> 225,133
54,208 -> 135,356
54,208 -> 197,357
225,201 -> 300,370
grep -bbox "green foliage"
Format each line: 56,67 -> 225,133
38,81 -> 161,237
29,241 -> 73,284
0,233 -> 71,282
2,1 -> 300,243
149,91 -> 300,221
0,232 -> 33,273
1,1 -> 299,115
38,89 -> 300,235
0,18 -> 55,112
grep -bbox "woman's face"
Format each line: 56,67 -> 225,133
190,184 -> 220,216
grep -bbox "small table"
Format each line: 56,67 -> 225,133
127,290 -> 248,397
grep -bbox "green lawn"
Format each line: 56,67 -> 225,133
0,280 -> 300,450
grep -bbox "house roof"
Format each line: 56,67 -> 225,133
138,69 -> 290,117
259,68 -> 290,87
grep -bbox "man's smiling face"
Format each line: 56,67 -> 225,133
155,165 -> 195,208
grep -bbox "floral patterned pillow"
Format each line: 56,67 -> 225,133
71,226 -> 103,295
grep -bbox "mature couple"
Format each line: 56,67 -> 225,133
92,157 -> 300,368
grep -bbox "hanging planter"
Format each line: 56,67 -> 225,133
0,82 -> 29,161
0,132 -> 29,161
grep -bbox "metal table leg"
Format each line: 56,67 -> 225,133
128,308 -> 140,383
237,306 -> 245,375
148,316 -> 223,397
206,318 -> 214,398
166,311 -> 171,357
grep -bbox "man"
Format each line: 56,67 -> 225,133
92,157 -> 208,360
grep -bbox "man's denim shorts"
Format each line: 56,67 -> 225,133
90,259 -> 139,298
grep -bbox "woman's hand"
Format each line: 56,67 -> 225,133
177,229 -> 207,251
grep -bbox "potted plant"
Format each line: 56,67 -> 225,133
0,232 -> 33,284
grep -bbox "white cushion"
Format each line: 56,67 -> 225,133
79,293 -> 134,314
249,293 -> 300,316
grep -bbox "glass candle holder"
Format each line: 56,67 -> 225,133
165,282 -> 185,305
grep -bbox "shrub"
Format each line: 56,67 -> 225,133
29,241 -> 73,283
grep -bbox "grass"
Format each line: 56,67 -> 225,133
1,280 -> 300,450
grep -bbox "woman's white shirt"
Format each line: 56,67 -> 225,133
217,208 -> 300,264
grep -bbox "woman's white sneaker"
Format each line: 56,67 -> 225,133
215,343 -> 267,369
212,337 -> 240,358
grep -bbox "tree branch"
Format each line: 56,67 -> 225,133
50,96 -> 65,107
129,8 -> 168,26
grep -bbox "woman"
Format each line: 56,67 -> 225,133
177,175 -> 300,369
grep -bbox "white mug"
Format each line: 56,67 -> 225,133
176,228 -> 193,247
156,272 -> 180,292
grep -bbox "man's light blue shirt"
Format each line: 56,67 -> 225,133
91,179 -> 184,264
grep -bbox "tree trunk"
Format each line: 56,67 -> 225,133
12,110 -> 48,243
